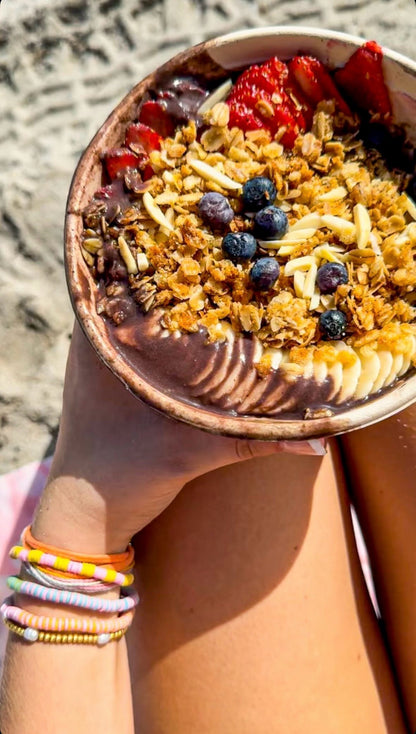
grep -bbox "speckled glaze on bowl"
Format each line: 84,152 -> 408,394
65,26 -> 416,441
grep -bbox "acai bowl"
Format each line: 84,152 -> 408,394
65,27 -> 416,441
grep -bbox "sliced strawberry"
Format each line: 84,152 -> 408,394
138,100 -> 175,137
227,99 -> 264,132
334,41 -> 392,120
102,148 -> 144,180
125,122 -> 162,154
288,56 -> 351,116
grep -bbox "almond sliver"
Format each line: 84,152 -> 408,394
283,228 -> 317,241
318,186 -> 348,201
290,213 -> 322,230
321,214 -> 355,242
143,191 -> 174,231
293,270 -> 306,297
188,158 -> 241,190
303,261 -> 318,298
198,79 -> 233,115
284,255 -> 316,276
118,236 -> 138,274
353,203 -> 371,249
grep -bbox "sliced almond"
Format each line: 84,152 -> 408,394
309,287 -> 321,310
143,191 -> 174,231
303,261 -> 318,298
318,186 -> 348,201
118,236 -> 138,274
198,79 -> 233,115
290,213 -> 322,230
136,252 -> 149,272
83,237 -> 102,254
321,214 -> 356,243
283,228 -> 318,241
353,203 -> 371,249
405,193 -> 416,221
293,270 -> 306,297
284,255 -> 316,277
188,158 -> 241,191
313,244 -> 345,263
276,244 -> 299,256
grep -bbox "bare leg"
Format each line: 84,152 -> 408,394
341,406 -> 416,731
128,442 -> 406,733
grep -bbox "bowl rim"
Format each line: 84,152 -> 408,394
65,25 -> 416,441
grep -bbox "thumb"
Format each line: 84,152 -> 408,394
233,437 -> 327,462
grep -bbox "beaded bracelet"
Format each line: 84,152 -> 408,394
4,617 -> 127,646
1,597 -> 135,634
10,547 -> 134,587
7,576 -> 139,614
22,562 -> 119,594
22,526 -> 134,568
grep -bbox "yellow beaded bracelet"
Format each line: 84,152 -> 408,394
4,617 -> 127,646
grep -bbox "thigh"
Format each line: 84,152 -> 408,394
128,442 -> 406,734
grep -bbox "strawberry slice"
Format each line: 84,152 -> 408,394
229,81 -> 299,146
125,122 -> 162,154
334,41 -> 392,120
138,100 -> 175,137
227,99 -> 265,132
288,56 -> 351,116
103,148 -> 144,180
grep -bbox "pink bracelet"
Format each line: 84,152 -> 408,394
22,562 -> 118,594
1,596 -> 135,634
7,576 -> 139,613
10,547 -> 134,587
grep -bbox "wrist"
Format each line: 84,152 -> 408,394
32,478 -> 132,555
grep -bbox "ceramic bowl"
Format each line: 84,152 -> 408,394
65,26 -> 416,440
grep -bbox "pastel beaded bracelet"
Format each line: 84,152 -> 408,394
4,617 -> 127,646
7,576 -> 139,613
22,562 -> 119,594
10,546 -> 134,587
1,597 -> 135,634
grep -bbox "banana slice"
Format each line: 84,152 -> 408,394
371,350 -> 393,394
383,352 -> 404,389
312,358 -> 328,385
326,360 -> 344,401
333,344 -> 362,404
354,349 -> 381,399
398,336 -> 416,376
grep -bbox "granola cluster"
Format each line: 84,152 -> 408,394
82,100 -> 416,368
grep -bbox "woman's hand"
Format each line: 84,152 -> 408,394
32,323 -> 322,552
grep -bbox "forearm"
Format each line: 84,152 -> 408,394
0,481 -> 135,734
341,406 -> 416,729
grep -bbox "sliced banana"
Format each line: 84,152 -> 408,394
383,352 -> 404,389
370,350 -> 393,394
326,360 -> 344,401
397,336 -> 416,376
332,343 -> 362,404
354,349 -> 381,399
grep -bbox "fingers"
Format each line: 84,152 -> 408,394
234,438 -> 327,461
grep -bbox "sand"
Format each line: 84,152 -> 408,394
0,0 -> 414,472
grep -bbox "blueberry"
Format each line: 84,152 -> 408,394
250,258 -> 280,290
242,176 -> 277,212
316,262 -> 348,294
253,206 -> 288,241
222,232 -> 257,262
361,122 -> 391,153
319,310 -> 347,341
198,192 -> 234,227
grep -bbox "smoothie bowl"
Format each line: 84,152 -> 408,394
65,27 -> 416,440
